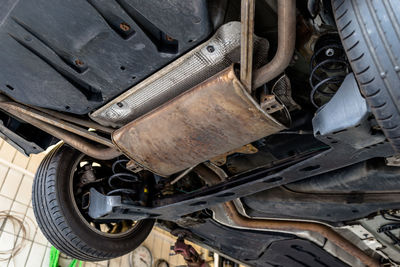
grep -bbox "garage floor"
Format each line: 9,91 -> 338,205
0,140 -> 209,267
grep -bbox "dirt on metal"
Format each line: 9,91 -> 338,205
113,66 -> 287,176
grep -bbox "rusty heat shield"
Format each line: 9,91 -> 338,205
90,22 -> 268,128
113,66 -> 287,176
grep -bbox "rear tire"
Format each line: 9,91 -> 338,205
32,144 -> 155,261
332,0 -> 400,151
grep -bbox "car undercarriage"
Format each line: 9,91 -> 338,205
1,0 -> 400,266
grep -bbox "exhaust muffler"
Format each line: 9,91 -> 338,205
113,66 -> 287,176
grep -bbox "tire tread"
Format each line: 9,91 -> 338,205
333,0 -> 400,151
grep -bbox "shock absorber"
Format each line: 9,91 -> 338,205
309,34 -> 350,108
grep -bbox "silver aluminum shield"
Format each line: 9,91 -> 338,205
90,22 -> 268,128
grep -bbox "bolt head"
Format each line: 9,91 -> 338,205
206,45 -> 215,53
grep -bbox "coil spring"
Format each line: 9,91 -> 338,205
309,40 -> 350,108
107,159 -> 139,196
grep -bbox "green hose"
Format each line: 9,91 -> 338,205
49,247 -> 60,267
68,259 -> 83,267
49,247 -> 82,267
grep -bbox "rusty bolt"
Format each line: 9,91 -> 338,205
75,59 -> 84,66
120,22 -> 131,32
166,35 -> 174,42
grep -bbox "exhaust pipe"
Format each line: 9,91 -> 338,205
253,0 -> 296,89
223,202 -> 380,267
0,96 -> 121,160
197,163 -> 378,267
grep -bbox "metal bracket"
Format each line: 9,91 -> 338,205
260,94 -> 285,114
88,188 -> 152,221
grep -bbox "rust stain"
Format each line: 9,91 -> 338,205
113,65 -> 286,176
